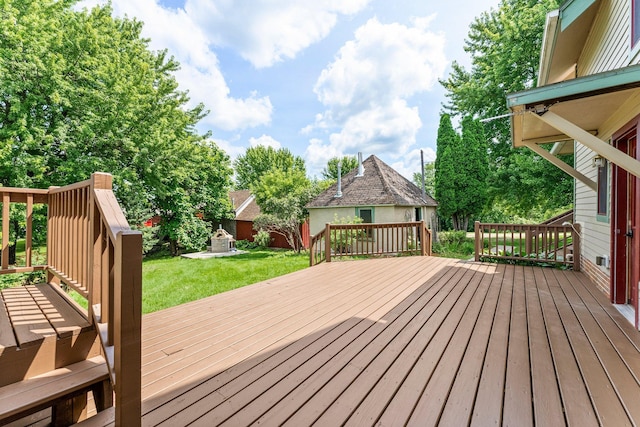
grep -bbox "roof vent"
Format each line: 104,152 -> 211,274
356,152 -> 364,177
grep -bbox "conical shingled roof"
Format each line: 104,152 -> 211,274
307,155 -> 438,208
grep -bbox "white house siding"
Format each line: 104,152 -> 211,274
574,143 -> 611,280
579,0 -> 629,75
572,0 -> 637,292
308,207 -> 361,236
308,205 -> 436,237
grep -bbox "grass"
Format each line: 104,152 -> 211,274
2,244 -> 309,314
141,249 -> 309,314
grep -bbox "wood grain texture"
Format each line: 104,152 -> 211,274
134,257 -> 640,426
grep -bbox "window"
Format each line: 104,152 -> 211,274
415,207 -> 422,221
356,207 -> 374,237
634,0 -> 640,48
597,159 -> 608,217
357,207 -> 373,223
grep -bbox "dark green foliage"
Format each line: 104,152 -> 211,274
435,115 -> 488,230
440,0 -> 569,218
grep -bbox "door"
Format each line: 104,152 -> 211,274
613,127 -> 640,328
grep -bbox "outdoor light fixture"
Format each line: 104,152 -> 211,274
592,155 -> 605,168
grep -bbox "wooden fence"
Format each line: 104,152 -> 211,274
474,221 -> 581,270
310,221 -> 431,266
1,173 -> 142,426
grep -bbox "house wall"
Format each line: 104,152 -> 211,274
574,143 -> 611,280
579,0 -> 630,76
308,206 -> 435,237
308,207 -> 361,236
572,0 -> 639,290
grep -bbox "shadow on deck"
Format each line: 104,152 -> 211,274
140,256 -> 640,426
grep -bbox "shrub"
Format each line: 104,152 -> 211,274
438,230 -> 467,246
235,239 -> 258,250
330,215 -> 365,254
253,229 -> 272,248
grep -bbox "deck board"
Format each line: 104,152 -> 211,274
138,257 -> 640,426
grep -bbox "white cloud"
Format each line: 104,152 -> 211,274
77,0 -> 272,131
249,134 -> 282,149
389,147 -> 436,180
211,138 -> 245,162
186,0 -> 371,68
305,16 -> 447,179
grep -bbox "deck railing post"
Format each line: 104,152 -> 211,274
573,223 -> 581,272
325,223 -> 332,263
419,221 -> 427,256
114,230 -> 142,427
2,193 -> 9,270
474,221 -> 480,262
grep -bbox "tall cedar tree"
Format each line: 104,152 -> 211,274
435,116 -> 488,231
434,113 -> 459,228
440,0 -> 571,219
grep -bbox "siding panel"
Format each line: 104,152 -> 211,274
580,0 -> 629,75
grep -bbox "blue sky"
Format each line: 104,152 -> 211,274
78,0 -> 501,179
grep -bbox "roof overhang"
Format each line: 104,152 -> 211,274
538,0 -> 600,85
508,64 -> 640,153
507,65 -> 640,184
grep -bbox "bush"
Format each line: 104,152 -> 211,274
330,215 -> 365,253
253,229 -> 271,248
433,231 -> 475,259
170,216 -> 211,254
438,230 -> 467,246
235,239 -> 258,250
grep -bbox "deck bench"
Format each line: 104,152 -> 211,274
0,356 -> 111,426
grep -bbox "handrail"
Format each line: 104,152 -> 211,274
310,221 -> 431,266
474,221 -> 581,271
0,173 -> 142,426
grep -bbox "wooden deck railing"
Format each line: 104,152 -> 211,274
474,221 -> 581,271
1,173 -> 142,426
0,188 -> 49,274
310,221 -> 431,266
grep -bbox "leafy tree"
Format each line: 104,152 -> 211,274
412,162 -> 435,198
233,146 -> 305,190
251,169 -> 313,252
0,0 -> 233,254
321,156 -> 359,181
440,0 -> 570,219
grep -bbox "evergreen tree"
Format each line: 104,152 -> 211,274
440,0 -> 571,219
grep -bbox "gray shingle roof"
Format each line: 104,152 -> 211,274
229,190 -> 261,221
307,155 -> 438,208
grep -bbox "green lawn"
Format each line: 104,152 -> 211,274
141,249 -> 309,314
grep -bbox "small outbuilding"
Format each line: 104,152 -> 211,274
307,154 -> 438,236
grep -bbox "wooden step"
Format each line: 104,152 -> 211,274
0,283 -> 100,387
0,356 -> 111,425
73,407 -> 115,427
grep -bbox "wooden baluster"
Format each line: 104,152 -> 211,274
2,193 -> 9,270
26,194 -> 33,267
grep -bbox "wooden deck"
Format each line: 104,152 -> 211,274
139,256 -> 640,426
